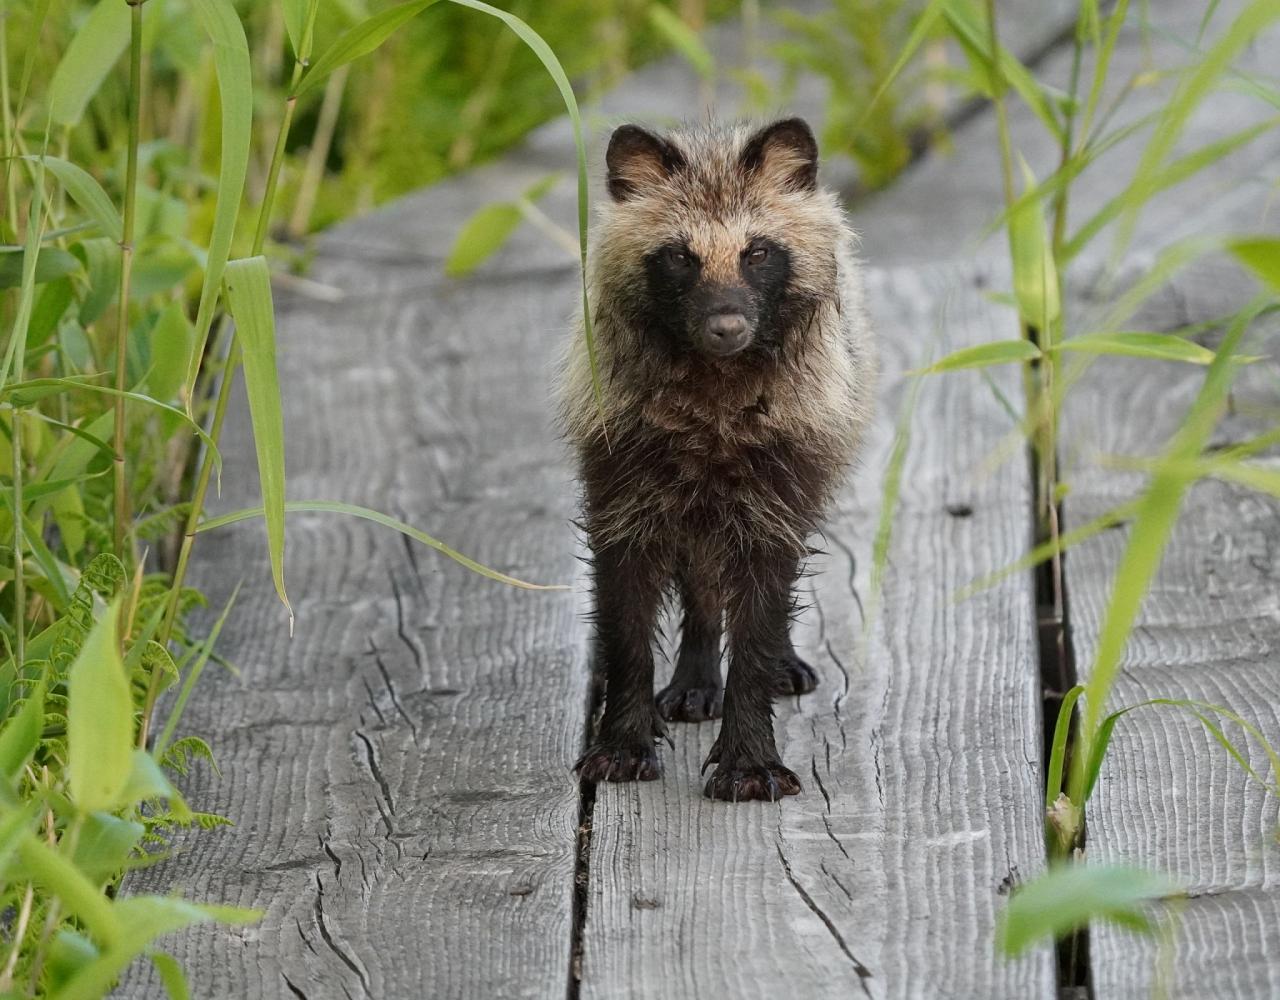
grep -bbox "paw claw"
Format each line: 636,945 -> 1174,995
703,760 -> 802,802
774,654 -> 819,696
575,743 -> 663,783
656,683 -> 723,723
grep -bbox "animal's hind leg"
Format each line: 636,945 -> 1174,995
655,559 -> 724,723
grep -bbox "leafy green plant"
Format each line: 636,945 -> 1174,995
1,0 -> 596,994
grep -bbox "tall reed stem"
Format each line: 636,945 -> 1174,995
113,0 -> 145,556
142,2 -> 319,746
11,404 -> 24,669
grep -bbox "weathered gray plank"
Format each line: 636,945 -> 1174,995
119,270 -> 591,998
580,262 -> 1055,1000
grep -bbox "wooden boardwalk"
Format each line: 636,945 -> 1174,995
120,1 -> 1280,997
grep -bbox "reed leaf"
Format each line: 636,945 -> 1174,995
911,338 -> 1040,375
222,256 -> 291,623
197,501 -> 568,591
48,0 -> 131,126
184,0 -> 254,406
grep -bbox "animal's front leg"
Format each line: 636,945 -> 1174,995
576,540 -> 670,783
703,548 -> 803,802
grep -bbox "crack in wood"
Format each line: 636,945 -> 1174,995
354,730 -> 396,838
774,841 -> 874,997
313,872 -> 374,997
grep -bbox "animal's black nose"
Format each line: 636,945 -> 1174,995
701,313 -> 750,356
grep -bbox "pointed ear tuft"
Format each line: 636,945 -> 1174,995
739,118 -> 819,193
606,125 -> 686,202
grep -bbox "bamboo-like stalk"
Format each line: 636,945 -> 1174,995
113,0 -> 146,556
0,4 -> 18,237
141,1 -> 321,747
11,404 -> 24,670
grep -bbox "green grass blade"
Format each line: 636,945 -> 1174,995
295,0 -> 444,99
197,500 -> 569,591
446,201 -> 523,278
1050,331 -> 1217,364
957,501 -> 1140,600
997,863 -> 1178,956
19,155 -> 122,242
2,378 -> 221,462
1066,117 -> 1278,260
282,0 -> 310,58
154,588 -> 238,757
910,338 -> 1040,374
0,679 -> 45,781
944,0 -> 1064,141
1,159 -> 49,392
48,0 -> 131,126
1110,0 -> 1280,258
67,598 -> 132,813
1045,685 -> 1085,809
1009,159 -> 1061,328
1069,297 -> 1271,803
222,257 -> 291,624
1228,237 -> 1280,293
858,0 -> 949,132
184,0 -> 254,407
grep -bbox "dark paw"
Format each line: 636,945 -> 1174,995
773,653 -> 819,696
703,760 -> 802,802
575,743 -> 662,783
656,683 -> 723,723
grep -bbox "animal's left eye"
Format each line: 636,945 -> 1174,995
746,246 -> 769,265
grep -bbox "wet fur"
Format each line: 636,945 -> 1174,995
561,119 -> 875,802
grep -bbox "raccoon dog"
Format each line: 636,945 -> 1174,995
561,118 -> 874,802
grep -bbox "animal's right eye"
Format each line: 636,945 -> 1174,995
666,247 -> 692,268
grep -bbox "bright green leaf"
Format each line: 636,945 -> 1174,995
1051,332 -> 1216,364
70,812 -> 145,882
1008,159 -> 1060,329
48,0 -> 131,125
21,156 -> 123,242
67,600 -> 132,813
998,864 -> 1179,956
1228,237 -> 1280,294
185,0 -> 254,404
295,0 -> 444,99
0,247 -> 78,290
147,302 -> 195,401
0,681 -> 44,782
911,338 -> 1041,375
446,202 -> 522,277
223,257 -> 291,622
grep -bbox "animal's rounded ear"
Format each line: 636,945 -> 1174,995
606,124 -> 686,202
739,118 -> 819,193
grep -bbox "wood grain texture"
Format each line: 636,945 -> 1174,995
580,262 -> 1055,1000
118,271 -> 591,999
